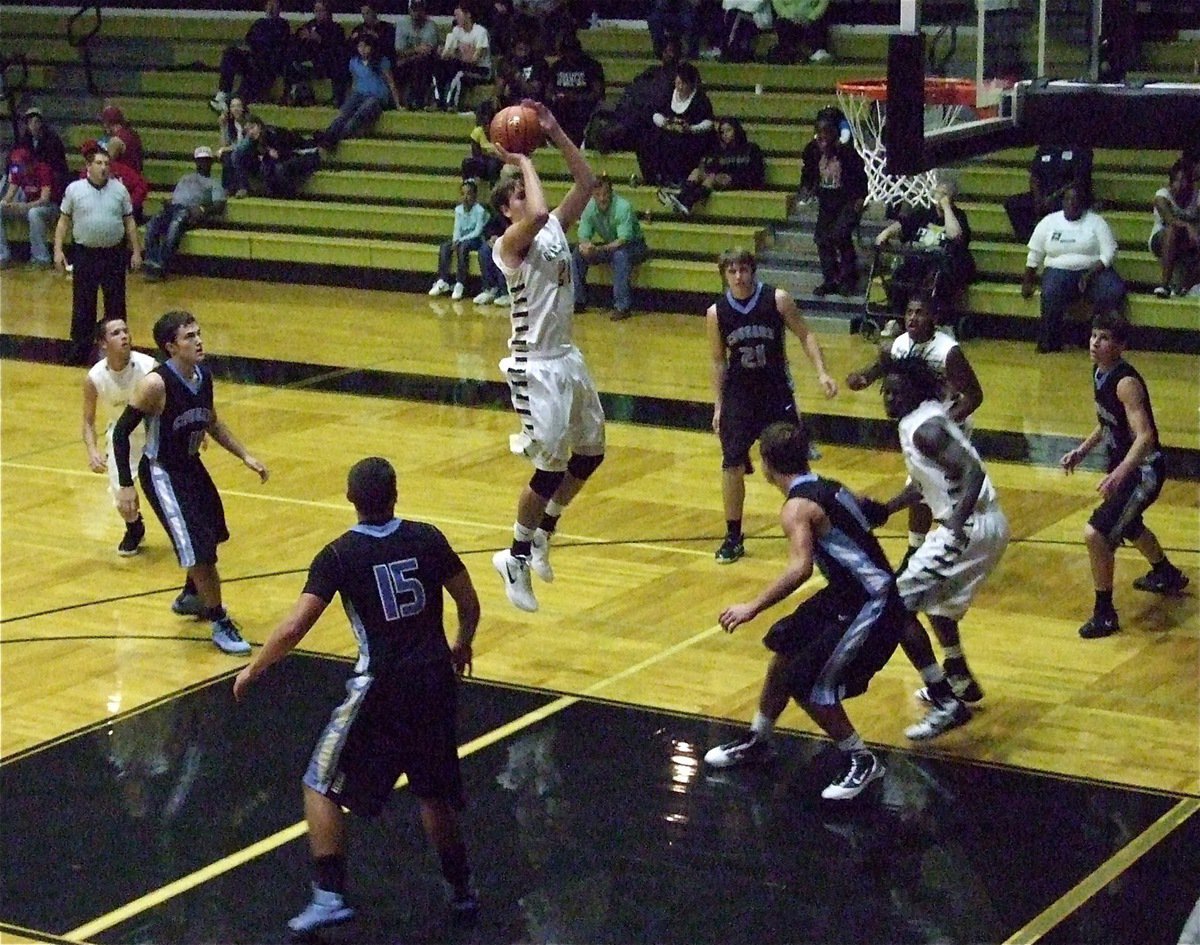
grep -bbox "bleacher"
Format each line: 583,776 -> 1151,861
1,7 -> 1196,345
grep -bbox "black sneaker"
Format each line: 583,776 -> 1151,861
821,750 -> 885,800
703,732 -> 776,768
171,592 -> 204,617
714,535 -> 745,564
117,519 -> 145,556
1132,566 -> 1190,595
915,674 -> 984,705
1079,611 -> 1120,639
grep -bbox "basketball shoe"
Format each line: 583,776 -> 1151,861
704,732 -> 776,768
905,697 -> 971,740
493,550 -> 537,612
530,528 -> 555,583
288,884 -> 354,934
821,750 -> 885,800
211,615 -> 252,655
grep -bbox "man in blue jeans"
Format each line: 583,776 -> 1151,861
314,35 -> 400,150
143,147 -> 226,280
571,176 -> 648,321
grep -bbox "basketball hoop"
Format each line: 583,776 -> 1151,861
836,77 -> 1005,207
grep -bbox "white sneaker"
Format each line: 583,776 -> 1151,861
821,751 -> 884,800
288,884 -> 354,933
473,288 -> 497,305
211,616 -> 251,655
809,48 -> 833,62
493,550 -> 537,612
451,281 -> 465,300
428,278 -> 451,296
904,698 -> 971,740
530,528 -> 555,583
209,90 -> 228,114
493,293 -> 512,307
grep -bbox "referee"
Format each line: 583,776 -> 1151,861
53,145 -> 141,364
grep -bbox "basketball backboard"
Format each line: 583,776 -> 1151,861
876,0 -> 1200,175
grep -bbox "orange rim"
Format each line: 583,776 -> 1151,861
836,76 -> 984,108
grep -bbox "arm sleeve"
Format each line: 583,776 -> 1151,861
614,199 -> 636,241
301,543 -> 342,604
111,405 -> 145,488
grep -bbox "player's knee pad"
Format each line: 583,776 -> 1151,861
529,468 -> 566,501
566,452 -> 604,481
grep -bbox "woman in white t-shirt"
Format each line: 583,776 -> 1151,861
433,4 -> 492,111
1021,182 -> 1127,353
1148,158 -> 1200,297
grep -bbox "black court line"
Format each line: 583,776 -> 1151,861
2,654 -> 1197,944
5,333 -> 1198,479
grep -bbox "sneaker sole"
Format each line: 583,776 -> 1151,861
288,906 -> 355,934
213,638 -> 252,655
117,547 -> 141,557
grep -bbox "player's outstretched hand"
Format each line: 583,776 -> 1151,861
244,455 -> 269,482
451,641 -> 473,677
521,99 -> 561,140
492,141 -> 523,166
858,496 -> 891,528
719,602 -> 757,633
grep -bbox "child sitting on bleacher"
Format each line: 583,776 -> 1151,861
429,179 -> 489,301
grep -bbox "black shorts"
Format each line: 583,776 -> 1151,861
1089,455 -> 1165,548
719,384 -> 798,469
140,458 -> 229,568
763,584 -> 903,707
303,660 -> 464,818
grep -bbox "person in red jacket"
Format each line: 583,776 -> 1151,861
99,105 -> 144,172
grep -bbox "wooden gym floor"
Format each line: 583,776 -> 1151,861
0,268 -> 1197,943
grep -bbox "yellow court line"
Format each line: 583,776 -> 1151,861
1002,796 -> 1200,945
66,623 -> 722,940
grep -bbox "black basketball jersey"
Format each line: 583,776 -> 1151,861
716,281 -> 793,393
787,473 -> 895,599
1094,359 -> 1159,472
303,518 -> 465,675
144,362 -> 214,468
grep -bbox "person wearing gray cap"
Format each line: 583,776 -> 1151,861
143,146 -> 227,280
17,105 -> 69,201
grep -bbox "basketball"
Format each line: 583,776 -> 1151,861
489,105 -> 545,155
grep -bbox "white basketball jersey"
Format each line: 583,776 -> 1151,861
496,214 -> 576,358
890,329 -> 957,379
89,350 -> 156,451
898,399 -> 996,521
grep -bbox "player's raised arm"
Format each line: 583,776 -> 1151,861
522,99 -> 596,230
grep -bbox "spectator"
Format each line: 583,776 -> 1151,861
547,30 -> 605,146
658,115 -> 764,215
514,0 -> 574,56
217,96 -> 250,196
233,116 -> 322,198
53,148 -> 141,365
461,100 -> 504,184
1149,159 -> 1200,298
587,36 -> 679,154
96,137 -> 149,226
288,0 -> 348,106
480,0 -> 518,59
0,147 -> 55,268
348,2 -> 397,60
1022,182 -> 1126,353
648,0 -> 701,58
99,105 -> 144,173
571,175 -> 648,320
393,0 -> 440,109
211,0 -> 293,112
636,61 -> 714,186
428,179 -> 489,301
143,147 -> 227,281
719,0 -> 773,62
798,106 -> 867,296
433,4 -> 493,112
313,36 -> 400,150
769,0 -> 833,63
473,210 -> 511,305
18,106 -> 69,204
1003,143 -> 1094,244
495,35 -> 550,107
874,175 -> 976,315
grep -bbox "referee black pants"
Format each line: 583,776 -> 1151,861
71,243 -> 127,353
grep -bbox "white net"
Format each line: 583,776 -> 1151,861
836,86 -> 976,208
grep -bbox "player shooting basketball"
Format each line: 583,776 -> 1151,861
487,100 -> 605,614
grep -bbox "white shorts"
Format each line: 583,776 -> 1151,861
106,441 -> 144,504
897,505 -> 1009,620
501,347 -> 605,472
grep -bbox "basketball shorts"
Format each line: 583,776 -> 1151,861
1089,455 -> 1165,548
501,346 -> 605,472
718,384 -> 798,469
303,661 -> 464,817
763,584 -> 904,707
139,457 -> 229,568
898,505 -> 1009,620
106,436 -> 144,504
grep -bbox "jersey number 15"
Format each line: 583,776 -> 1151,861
373,558 -> 427,620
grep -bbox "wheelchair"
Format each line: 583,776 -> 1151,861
859,244 -> 973,343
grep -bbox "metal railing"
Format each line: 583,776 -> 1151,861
67,3 -> 103,96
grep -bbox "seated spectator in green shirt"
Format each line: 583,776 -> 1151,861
571,176 -> 648,320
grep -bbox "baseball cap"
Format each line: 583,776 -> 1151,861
99,105 -> 125,123
23,106 -> 42,118
79,138 -> 107,157
193,146 -> 214,160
